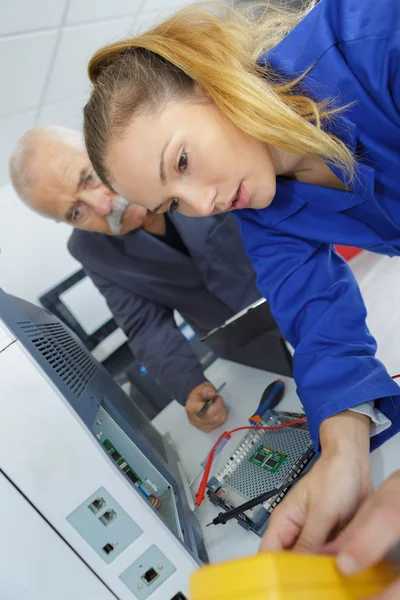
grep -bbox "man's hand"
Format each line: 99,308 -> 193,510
185,381 -> 227,432
260,411 -> 372,554
324,470 -> 400,600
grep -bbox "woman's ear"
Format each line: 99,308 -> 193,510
192,83 -> 211,103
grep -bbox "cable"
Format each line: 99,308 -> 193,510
206,475 -> 305,527
188,468 -> 204,488
195,370 -> 400,515
194,416 -> 307,508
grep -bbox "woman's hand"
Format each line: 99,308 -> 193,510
260,411 -> 372,554
325,470 -> 400,600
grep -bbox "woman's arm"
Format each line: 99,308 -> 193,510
236,210 -> 400,452
260,410 -> 372,552
236,209 -> 400,551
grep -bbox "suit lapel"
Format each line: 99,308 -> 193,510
120,225 -> 191,266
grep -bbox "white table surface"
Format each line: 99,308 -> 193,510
153,358 -> 400,564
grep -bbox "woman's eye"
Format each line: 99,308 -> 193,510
178,151 -> 188,173
168,198 -> 179,213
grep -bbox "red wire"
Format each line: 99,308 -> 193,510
194,416 -> 307,508
195,372 -> 400,508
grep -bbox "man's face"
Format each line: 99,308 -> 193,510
31,139 -> 147,235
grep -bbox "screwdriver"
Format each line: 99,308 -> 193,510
248,379 -> 285,425
198,382 -> 226,417
194,381 -> 304,511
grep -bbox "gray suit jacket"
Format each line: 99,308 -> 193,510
68,212 -> 276,403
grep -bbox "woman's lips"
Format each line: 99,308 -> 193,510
230,183 -> 249,210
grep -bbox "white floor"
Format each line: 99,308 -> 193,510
351,251 -> 400,377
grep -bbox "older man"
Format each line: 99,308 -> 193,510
9,126 -> 289,431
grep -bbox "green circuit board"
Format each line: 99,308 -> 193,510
103,439 -> 142,485
249,445 -> 288,473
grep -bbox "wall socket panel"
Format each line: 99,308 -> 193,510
120,544 -> 176,599
67,486 -> 143,564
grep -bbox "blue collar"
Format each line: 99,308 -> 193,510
257,114 -> 377,228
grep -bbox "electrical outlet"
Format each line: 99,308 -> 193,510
67,487 -> 143,563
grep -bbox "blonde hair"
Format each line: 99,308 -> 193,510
84,1 -> 354,189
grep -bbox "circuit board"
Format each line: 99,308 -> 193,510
102,438 -> 161,510
103,438 -> 142,485
249,445 -> 287,473
207,409 -> 316,536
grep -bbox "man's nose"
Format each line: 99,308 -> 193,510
81,186 -> 114,217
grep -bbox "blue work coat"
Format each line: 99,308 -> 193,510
235,0 -> 400,451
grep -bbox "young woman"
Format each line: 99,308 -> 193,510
83,0 -> 400,556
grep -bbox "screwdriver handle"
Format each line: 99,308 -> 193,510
249,379 -> 285,425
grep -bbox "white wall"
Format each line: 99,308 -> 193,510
0,0 -> 197,305
0,182 -> 79,302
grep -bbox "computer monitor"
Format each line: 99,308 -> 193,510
0,288 -> 206,600
39,269 -> 216,416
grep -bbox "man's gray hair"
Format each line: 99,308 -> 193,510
9,125 -> 84,203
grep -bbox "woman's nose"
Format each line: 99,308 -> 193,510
193,202 -> 214,217
183,186 -> 217,216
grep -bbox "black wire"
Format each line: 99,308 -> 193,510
207,475 -> 304,527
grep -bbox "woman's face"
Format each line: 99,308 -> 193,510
107,94 -> 277,217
